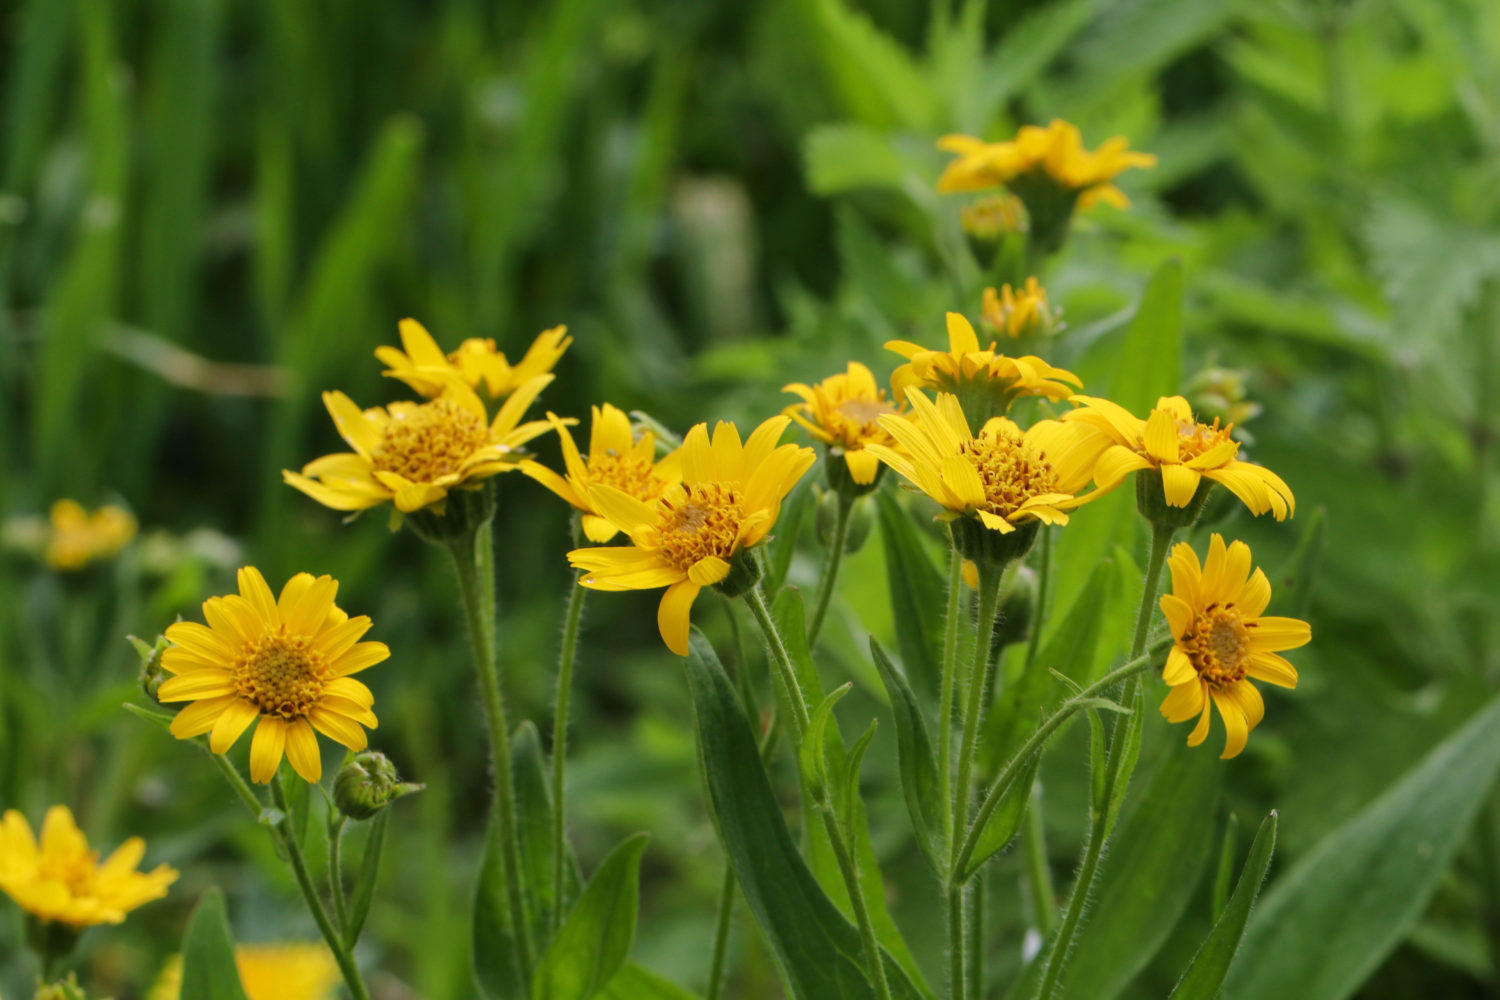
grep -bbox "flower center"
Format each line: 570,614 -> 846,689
589,451 -> 665,503
39,851 -> 99,899
235,633 -> 328,719
371,398 -> 491,483
960,431 -> 1059,517
1173,416 -> 1237,463
654,483 -> 744,571
1183,607 -> 1250,689
834,396 -> 896,433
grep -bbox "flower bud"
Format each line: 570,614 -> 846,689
128,633 -> 172,701
333,752 -> 423,821
993,564 -> 1038,650
815,490 -> 876,556
33,976 -> 88,1000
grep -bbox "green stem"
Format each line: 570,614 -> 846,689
1022,528 -> 1051,674
743,583 -> 810,739
447,523 -> 534,984
939,546 -> 964,849
953,562 -> 1007,857
1033,523 -> 1175,1000
807,492 -> 854,646
550,574 -> 587,933
821,809 -> 894,1000
272,777 -> 371,1000
706,862 -> 736,1000
1023,781 -> 1056,939
207,750 -> 266,818
328,814 -> 349,937
967,871 -> 985,1000
950,639 -> 1168,882
948,884 -> 966,1000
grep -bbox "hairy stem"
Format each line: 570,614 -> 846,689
743,583 -> 810,739
807,491 -> 854,646
550,574 -> 587,932
822,809 -> 894,1000
939,546 -> 964,849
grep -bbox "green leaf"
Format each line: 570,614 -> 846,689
958,752 -> 1040,883
179,888 -> 250,1000
1169,812 -> 1277,1000
597,964 -> 701,1000
1109,257 -> 1184,415
875,489 -> 947,701
869,637 -> 944,873
684,631 -> 924,1000
343,809 -> 387,949
1275,505 -> 1326,619
766,478 -> 816,595
841,719 -> 879,833
977,0 -> 1101,114
533,832 -> 650,1000
1060,747 -> 1220,1000
806,0 -> 937,131
801,684 -> 854,803
1226,692 -> 1500,1000
1210,813 -> 1240,922
805,124 -> 907,196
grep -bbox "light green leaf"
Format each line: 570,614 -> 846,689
800,683 -> 854,803
597,964 -> 701,1000
805,124 -> 906,196
807,0 -> 937,131
533,833 -> 650,1000
869,637 -> 943,873
875,489 -> 947,701
1226,692 -> 1500,1000
1169,811 -> 1277,1000
343,809 -> 387,950
179,887 -> 250,1000
958,752 -> 1040,883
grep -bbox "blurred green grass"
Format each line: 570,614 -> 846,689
3,0 -> 1499,997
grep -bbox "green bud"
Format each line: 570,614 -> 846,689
128,634 -> 171,702
843,497 -> 874,554
32,976 -> 89,1000
993,564 -> 1038,650
333,752 -> 424,821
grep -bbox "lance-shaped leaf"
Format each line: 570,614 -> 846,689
875,489 -> 946,700
870,637 -> 943,872
533,833 -> 650,1000
1169,811 -> 1277,1000
180,887 -> 250,1000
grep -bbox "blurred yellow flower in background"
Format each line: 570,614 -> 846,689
521,403 -> 682,542
1159,534 -> 1310,758
283,377 -> 556,514
1063,394 -> 1294,520
783,362 -> 902,487
568,416 -> 815,655
159,567 -> 385,783
981,278 -> 1057,340
45,500 -> 136,571
0,806 -> 176,929
375,318 -> 571,400
149,943 -> 340,1000
937,119 -> 1156,210
959,192 -> 1028,240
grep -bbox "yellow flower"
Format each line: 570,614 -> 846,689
1063,394 -> 1294,520
980,278 -> 1057,339
0,805 -> 177,929
782,362 -> 903,487
886,312 -> 1081,424
567,416 -> 815,656
936,119 -> 1155,210
283,377 -> 556,515
45,500 -> 136,571
149,943 -> 340,1000
520,403 -> 683,543
158,567 -> 386,784
1159,534 -> 1310,759
959,192 -> 1028,240
865,389 -> 1105,533
375,318 -> 572,400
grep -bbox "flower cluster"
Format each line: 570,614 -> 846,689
45,500 -> 136,571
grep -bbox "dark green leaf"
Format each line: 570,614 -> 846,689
597,963 -> 701,1000
801,683 -> 853,803
1211,814 -> 1241,923
533,832 -> 650,1000
869,637 -> 944,873
841,719 -> 879,832
958,752 -> 1040,883
874,489 -> 947,701
179,887 -> 250,1000
766,478 -> 815,595
1169,811 -> 1277,1000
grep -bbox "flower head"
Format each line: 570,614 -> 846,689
375,318 -> 571,400
981,278 -> 1058,340
1159,535 -> 1310,758
149,943 -> 340,1000
520,403 -> 682,542
0,805 -> 177,929
283,377 -> 557,515
1063,394 -> 1294,520
887,313 -> 1080,429
567,416 -> 815,655
782,362 -> 903,489
866,389 -> 1105,535
158,567 -> 386,784
45,500 -> 136,571
959,192 -> 1028,241
937,120 -> 1155,210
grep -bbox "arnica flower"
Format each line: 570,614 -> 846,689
1063,394 -> 1294,521
936,120 -> 1156,210
149,943 -> 340,1000
567,416 -> 815,656
520,403 -> 682,543
782,362 -> 903,490
283,377 -> 556,515
0,806 -> 177,929
1159,534 -> 1310,759
981,278 -> 1058,340
865,389 -> 1103,541
45,500 -> 136,571
375,317 -> 572,400
887,312 -> 1081,430
158,568 -> 386,784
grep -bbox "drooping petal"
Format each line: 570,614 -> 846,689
1210,689 -> 1249,759
1160,680 -> 1206,723
248,717 -> 288,783
283,719 -> 323,783
657,581 -> 701,657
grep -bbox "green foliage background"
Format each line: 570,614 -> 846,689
1,0 -> 1498,997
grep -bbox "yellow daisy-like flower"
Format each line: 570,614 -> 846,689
980,278 -> 1057,340
283,377 -> 556,515
782,362 -> 903,487
45,500 -> 136,571
0,805 -> 177,929
519,403 -> 682,543
865,389 -> 1104,534
567,416 -> 815,656
936,119 -> 1155,210
149,943 -> 340,1000
375,318 -> 572,400
1063,394 -> 1294,520
1159,534 -> 1310,759
158,567 -> 386,784
886,312 -> 1081,426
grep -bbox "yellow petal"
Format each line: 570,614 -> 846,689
330,641 -> 390,677
946,312 -> 982,354
580,514 -> 620,543
1159,593 -> 1194,640
1246,652 -> 1298,688
249,717 -> 288,783
1246,616 -> 1312,651
586,485 -> 659,539
158,671 -> 236,702
1210,689 -> 1249,759
1143,408 -> 1180,463
1160,679 -> 1205,723
209,699 -> 261,753
845,449 -> 880,485
308,707 -> 368,751
657,580 -> 701,656
1162,646 -> 1197,687
169,696 -> 239,738
237,567 -> 280,627
284,719 -> 323,783
1160,464 -> 1202,507
689,557 -> 731,587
